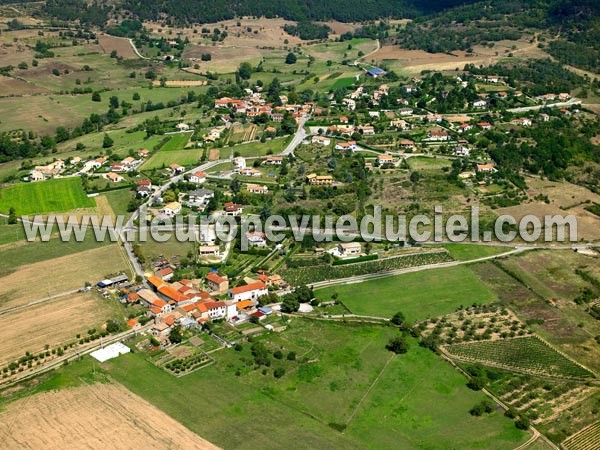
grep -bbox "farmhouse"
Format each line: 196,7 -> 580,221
398,108 -> 413,116
312,135 -> 331,146
427,128 -> 450,141
176,122 -> 190,131
234,157 -> 246,170
187,189 -> 214,207
224,202 -> 243,216
357,125 -> 375,135
338,242 -> 362,257
229,281 -> 268,302
399,139 -> 415,150
160,202 -> 182,217
246,184 -> 269,194
169,164 -> 185,174
472,99 -> 487,109
239,167 -> 262,177
306,173 -> 334,186
104,172 -> 124,183
512,117 -> 532,127
29,171 -> 45,182
390,119 -> 408,129
205,272 -> 229,294
157,267 -> 174,281
477,122 -> 492,130
199,245 -> 220,257
264,156 -> 283,165
335,141 -> 357,151
246,231 -> 267,247
476,163 -> 496,173
377,154 -> 394,165
189,171 -> 206,184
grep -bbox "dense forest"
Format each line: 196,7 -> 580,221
35,0 -> 480,25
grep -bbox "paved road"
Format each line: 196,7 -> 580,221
281,116 -> 308,156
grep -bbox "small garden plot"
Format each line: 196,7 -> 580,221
445,336 -> 595,380
563,422 -> 600,450
417,304 -> 533,346
154,344 -> 215,377
228,123 -> 258,144
280,250 -> 453,285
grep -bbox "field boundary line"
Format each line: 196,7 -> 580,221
344,353 -> 395,428
561,420 -> 600,449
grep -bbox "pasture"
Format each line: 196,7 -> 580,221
0,382 -> 219,449
105,319 -> 528,449
141,133 -> 201,170
0,177 -> 94,215
317,265 -> 497,321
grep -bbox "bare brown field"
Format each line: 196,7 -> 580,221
98,33 -> 137,59
316,21 -> 361,36
152,17 -> 302,48
0,75 -> 50,96
0,245 -> 130,311
498,177 -> 600,242
0,292 -> 116,365
373,37 -> 548,73
208,148 -> 220,161
0,383 -> 220,449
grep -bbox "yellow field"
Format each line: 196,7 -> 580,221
0,292 -> 116,365
0,245 -> 130,311
0,383 -> 220,449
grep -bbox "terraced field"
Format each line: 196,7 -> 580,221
445,336 -> 595,380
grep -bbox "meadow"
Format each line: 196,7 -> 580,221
0,177 -> 94,215
140,132 -> 200,170
317,265 -> 497,321
103,319 -> 528,449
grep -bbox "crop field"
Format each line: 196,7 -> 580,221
141,133 -> 201,170
282,250 -> 454,286
317,264 -> 496,321
0,177 -> 94,215
97,34 -> 138,59
0,292 -> 117,366
471,258 -> 600,372
228,123 -> 258,144
104,319 -> 528,449
445,336 -> 595,380
222,136 -> 291,158
562,422 -> 600,450
0,382 -> 219,449
0,244 -> 129,311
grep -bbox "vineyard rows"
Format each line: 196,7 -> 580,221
445,336 -> 594,380
562,422 -> 600,450
281,251 -> 454,286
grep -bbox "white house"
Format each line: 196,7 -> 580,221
312,135 -> 331,146
472,99 -> 487,109
229,282 -> 268,302
234,157 -> 246,170
161,202 -> 182,217
338,242 -> 362,256
176,123 -> 190,131
246,184 -> 269,194
189,171 -> 206,184
246,232 -> 267,247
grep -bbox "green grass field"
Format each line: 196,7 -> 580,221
141,133 -> 199,170
317,265 -> 497,321
0,177 -> 95,215
102,319 -> 528,449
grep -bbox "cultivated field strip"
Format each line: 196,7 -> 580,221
445,336 -> 595,380
562,422 -> 600,450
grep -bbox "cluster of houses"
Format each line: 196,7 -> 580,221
123,267 -> 287,341
214,90 -> 312,123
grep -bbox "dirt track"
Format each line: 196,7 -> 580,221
0,382 -> 220,449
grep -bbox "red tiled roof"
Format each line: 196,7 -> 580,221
206,272 -> 227,284
158,285 -> 188,302
230,281 -> 266,295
